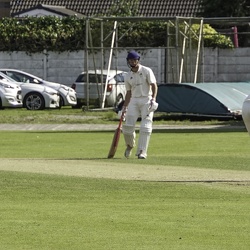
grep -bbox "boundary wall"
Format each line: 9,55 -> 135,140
0,48 -> 250,86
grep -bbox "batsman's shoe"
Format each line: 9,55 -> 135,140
137,150 -> 147,159
138,153 -> 146,159
124,145 -> 133,158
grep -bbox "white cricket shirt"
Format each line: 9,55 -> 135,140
124,65 -> 156,98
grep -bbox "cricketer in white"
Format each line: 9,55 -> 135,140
121,51 -> 158,159
242,94 -> 250,134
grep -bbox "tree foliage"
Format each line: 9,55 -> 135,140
200,0 -> 250,17
192,24 -> 234,48
0,16 -> 234,53
0,16 -> 85,52
0,0 -> 235,53
107,0 -> 140,16
199,0 -> 250,47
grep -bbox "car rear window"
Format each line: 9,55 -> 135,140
76,74 -> 107,83
114,73 -> 124,82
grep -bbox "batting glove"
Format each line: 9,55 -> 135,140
148,99 -> 159,113
118,106 -> 127,121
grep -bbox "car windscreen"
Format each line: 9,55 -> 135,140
2,71 -> 41,84
76,74 -> 107,83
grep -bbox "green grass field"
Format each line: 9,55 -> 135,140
0,129 -> 250,249
1,130 -> 250,170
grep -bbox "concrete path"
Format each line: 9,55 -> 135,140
0,123 -> 246,131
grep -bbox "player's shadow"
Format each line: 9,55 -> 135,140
53,157 -> 124,161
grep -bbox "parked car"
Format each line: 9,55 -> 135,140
71,69 -> 127,108
0,72 -> 60,110
0,69 -> 77,108
0,79 -> 23,109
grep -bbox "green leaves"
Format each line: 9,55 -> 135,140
0,16 -> 234,53
192,24 -> 234,48
0,17 -> 86,53
201,0 -> 250,17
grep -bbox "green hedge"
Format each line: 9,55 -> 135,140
0,16 -> 234,53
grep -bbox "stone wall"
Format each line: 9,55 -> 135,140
0,47 -> 250,86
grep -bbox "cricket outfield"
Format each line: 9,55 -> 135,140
1,128 -> 250,249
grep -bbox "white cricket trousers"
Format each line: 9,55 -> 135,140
242,97 -> 250,135
122,96 -> 153,156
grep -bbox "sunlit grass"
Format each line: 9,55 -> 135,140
1,128 -> 250,249
0,130 -> 250,171
0,107 -> 245,127
0,171 -> 250,250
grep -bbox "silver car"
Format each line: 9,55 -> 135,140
0,79 -> 23,109
71,69 -> 127,108
0,69 -> 77,108
0,72 -> 60,110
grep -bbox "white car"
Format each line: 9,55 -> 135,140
0,79 -> 23,109
0,72 -> 60,110
71,69 -> 127,108
0,69 -> 77,107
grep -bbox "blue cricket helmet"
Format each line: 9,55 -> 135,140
126,51 -> 140,60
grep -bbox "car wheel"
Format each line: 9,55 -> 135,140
113,100 -> 124,113
23,92 -> 45,110
72,99 -> 82,109
114,94 -> 124,112
59,95 -> 64,108
0,98 -> 4,110
116,94 -> 124,106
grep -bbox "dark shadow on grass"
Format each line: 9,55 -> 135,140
153,128 -> 246,133
25,131 -> 115,134
137,180 -> 250,183
47,158 -> 123,160
21,128 -> 246,134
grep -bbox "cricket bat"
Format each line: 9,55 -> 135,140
107,116 -> 123,158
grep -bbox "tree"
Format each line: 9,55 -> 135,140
199,0 -> 250,47
200,0 -> 250,17
107,0 -> 139,16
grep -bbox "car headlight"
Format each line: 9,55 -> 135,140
61,85 -> 69,91
44,87 -> 58,95
0,82 -> 14,89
